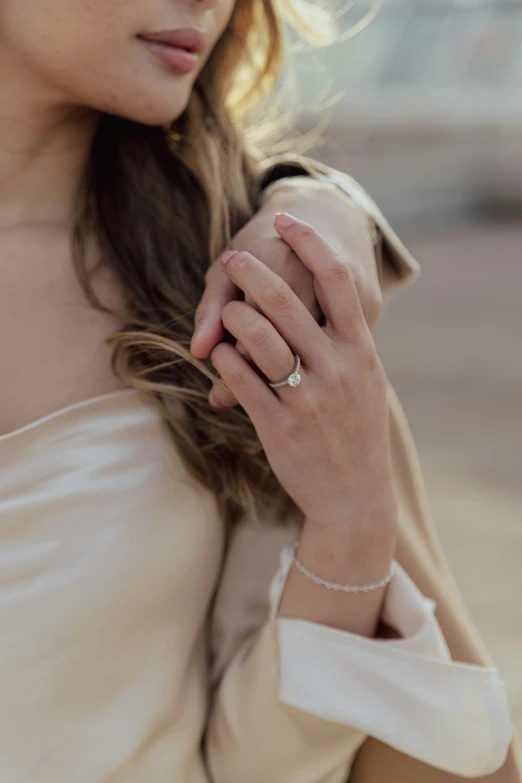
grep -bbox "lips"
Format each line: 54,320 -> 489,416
138,27 -> 205,54
138,27 -> 205,74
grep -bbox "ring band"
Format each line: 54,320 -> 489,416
268,354 -> 302,389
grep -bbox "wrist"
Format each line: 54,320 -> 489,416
260,175 -> 340,210
304,488 -> 399,532
302,499 -> 399,557
301,518 -> 398,554
298,514 -> 398,587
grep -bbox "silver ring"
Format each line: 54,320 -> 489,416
268,354 -> 302,389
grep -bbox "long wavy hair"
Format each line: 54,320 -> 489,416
73,0 -> 333,529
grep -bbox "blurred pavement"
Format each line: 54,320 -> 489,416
375,218 -> 522,736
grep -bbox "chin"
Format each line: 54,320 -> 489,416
118,102 -> 189,128
94,83 -> 194,127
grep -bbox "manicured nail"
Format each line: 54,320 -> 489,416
191,321 -> 205,348
220,249 -> 238,267
275,212 -> 298,229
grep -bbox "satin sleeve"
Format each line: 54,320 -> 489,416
205,521 -> 512,783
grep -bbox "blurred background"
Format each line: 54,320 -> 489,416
292,0 -> 522,736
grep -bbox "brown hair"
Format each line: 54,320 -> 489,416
74,0 -> 333,528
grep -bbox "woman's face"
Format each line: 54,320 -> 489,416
0,0 -> 236,124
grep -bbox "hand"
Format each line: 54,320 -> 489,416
209,213 -> 397,536
191,177 -> 382,409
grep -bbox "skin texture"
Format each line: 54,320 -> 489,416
0,0 -> 235,433
210,213 -> 398,637
192,176 -> 383,408
0,0 -> 235,127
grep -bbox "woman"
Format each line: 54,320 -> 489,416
0,1 -> 516,782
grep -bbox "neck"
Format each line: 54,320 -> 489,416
0,52 -> 99,230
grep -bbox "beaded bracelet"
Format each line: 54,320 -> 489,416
292,545 -> 396,593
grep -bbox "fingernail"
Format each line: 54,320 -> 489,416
274,212 -> 298,229
220,249 -> 238,267
191,321 -> 205,348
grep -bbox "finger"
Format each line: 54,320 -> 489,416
273,213 -> 368,342
212,293 -> 268,408
191,250 -> 240,359
210,342 -> 281,427
210,341 -> 251,409
220,251 -> 327,369
221,301 -> 296,385
209,265 -> 318,410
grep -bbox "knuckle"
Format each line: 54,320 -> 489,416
244,320 -> 272,350
264,280 -> 293,313
326,254 -> 352,284
228,363 -> 247,387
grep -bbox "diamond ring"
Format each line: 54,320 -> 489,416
268,354 -> 302,389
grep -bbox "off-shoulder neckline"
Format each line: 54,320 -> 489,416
0,389 -> 142,444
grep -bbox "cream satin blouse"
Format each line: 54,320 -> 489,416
0,388 -> 512,783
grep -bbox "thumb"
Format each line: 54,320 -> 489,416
191,251 -> 239,359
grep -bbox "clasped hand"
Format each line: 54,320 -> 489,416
201,211 -> 396,531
